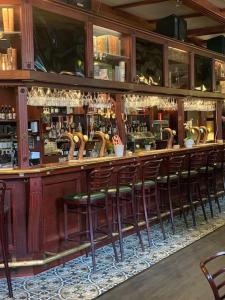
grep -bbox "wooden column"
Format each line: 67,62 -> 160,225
21,0 -> 34,69
177,99 -> 185,146
85,21 -> 93,78
130,33 -> 136,82
16,87 -> 29,168
199,111 -> 207,126
212,58 -> 216,92
163,44 -> 169,87
189,52 -> 195,90
115,94 -> 126,147
28,177 -> 43,255
216,100 -> 223,141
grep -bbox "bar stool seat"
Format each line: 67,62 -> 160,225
134,179 -> 156,188
157,174 -> 178,183
181,170 -> 198,178
199,166 -> 214,173
107,185 -> 132,194
63,191 -> 106,203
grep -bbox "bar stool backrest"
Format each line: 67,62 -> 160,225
117,163 -> 140,187
167,155 -> 185,176
189,152 -> 206,172
142,159 -> 162,181
200,251 -> 225,300
207,150 -> 218,169
87,166 -> 114,194
0,180 -> 6,215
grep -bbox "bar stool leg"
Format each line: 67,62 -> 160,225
64,203 -> 68,241
116,193 -> 124,261
105,196 -> 119,262
142,186 -> 152,247
155,187 -> 166,240
167,183 -> 175,234
206,176 -> 214,218
197,182 -> 207,222
0,215 -> 13,298
87,204 -> 96,272
131,189 -> 144,252
213,174 -> 221,213
187,183 -> 196,227
179,182 -> 188,228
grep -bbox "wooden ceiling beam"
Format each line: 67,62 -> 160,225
182,0 -> 225,24
148,12 -> 202,24
188,25 -> 225,37
113,0 -> 168,10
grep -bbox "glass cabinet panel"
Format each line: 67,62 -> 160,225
194,55 -> 212,92
168,47 -> 189,89
93,25 -> 129,82
33,8 -> 85,76
136,38 -> 163,86
0,5 -> 21,70
215,59 -> 225,93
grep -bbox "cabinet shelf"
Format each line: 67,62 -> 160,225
0,119 -> 16,123
94,52 -> 130,62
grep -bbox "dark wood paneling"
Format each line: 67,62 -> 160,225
177,100 -> 185,146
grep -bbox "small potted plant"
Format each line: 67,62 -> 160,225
144,139 -> 151,151
184,119 -> 194,148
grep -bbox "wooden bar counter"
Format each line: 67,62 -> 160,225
1,142 -> 224,277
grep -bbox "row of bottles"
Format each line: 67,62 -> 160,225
0,105 -> 16,120
126,120 -> 148,133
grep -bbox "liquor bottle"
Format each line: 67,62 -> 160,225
8,106 -> 12,120
0,105 -> 3,119
2,106 -> 6,120
12,107 -> 16,119
78,122 -> 82,133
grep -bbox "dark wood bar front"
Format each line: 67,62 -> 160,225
0,143 -> 223,276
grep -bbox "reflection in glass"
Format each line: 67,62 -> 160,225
168,47 -> 189,89
215,60 -> 225,93
136,38 -> 163,86
33,8 -> 85,76
194,55 -> 212,92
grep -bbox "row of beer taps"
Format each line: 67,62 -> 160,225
62,131 -> 109,160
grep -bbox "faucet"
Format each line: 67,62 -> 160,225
61,132 -> 76,161
74,132 -> 88,160
163,128 -> 175,149
199,126 -> 209,144
94,131 -> 109,157
192,126 -> 201,145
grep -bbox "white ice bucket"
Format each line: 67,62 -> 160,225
114,144 -> 124,157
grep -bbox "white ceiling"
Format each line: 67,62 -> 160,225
100,0 -> 225,42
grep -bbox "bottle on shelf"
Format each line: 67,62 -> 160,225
12,107 -> 16,119
78,122 -> 82,133
8,105 -> 12,120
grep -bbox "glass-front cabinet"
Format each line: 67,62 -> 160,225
194,55 -> 212,92
168,47 -> 189,89
136,38 -> 163,86
93,25 -> 129,82
214,59 -> 225,93
33,8 -> 85,76
0,5 -> 20,70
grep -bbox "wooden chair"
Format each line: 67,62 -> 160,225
110,163 -> 144,261
200,251 -> 225,300
157,155 -> 186,234
0,181 -> 13,298
63,166 -> 118,272
135,159 -> 166,246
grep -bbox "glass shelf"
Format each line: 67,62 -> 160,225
194,54 -> 212,92
168,47 -> 189,89
93,25 -> 128,82
215,59 -> 225,93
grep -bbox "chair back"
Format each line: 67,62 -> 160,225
142,159 -> 162,181
207,150 -> 218,170
87,166 -> 114,194
200,251 -> 225,300
117,163 -> 140,187
168,155 -> 185,176
189,152 -> 206,172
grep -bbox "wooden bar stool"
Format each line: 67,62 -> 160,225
0,181 -> 13,298
181,152 -> 207,227
157,155 -> 186,234
135,159 -> 166,247
63,166 -> 118,272
110,163 -> 144,261
200,251 -> 225,300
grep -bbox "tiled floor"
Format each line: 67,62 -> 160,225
1,201 -> 225,300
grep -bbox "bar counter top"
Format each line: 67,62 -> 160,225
0,142 -> 223,176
